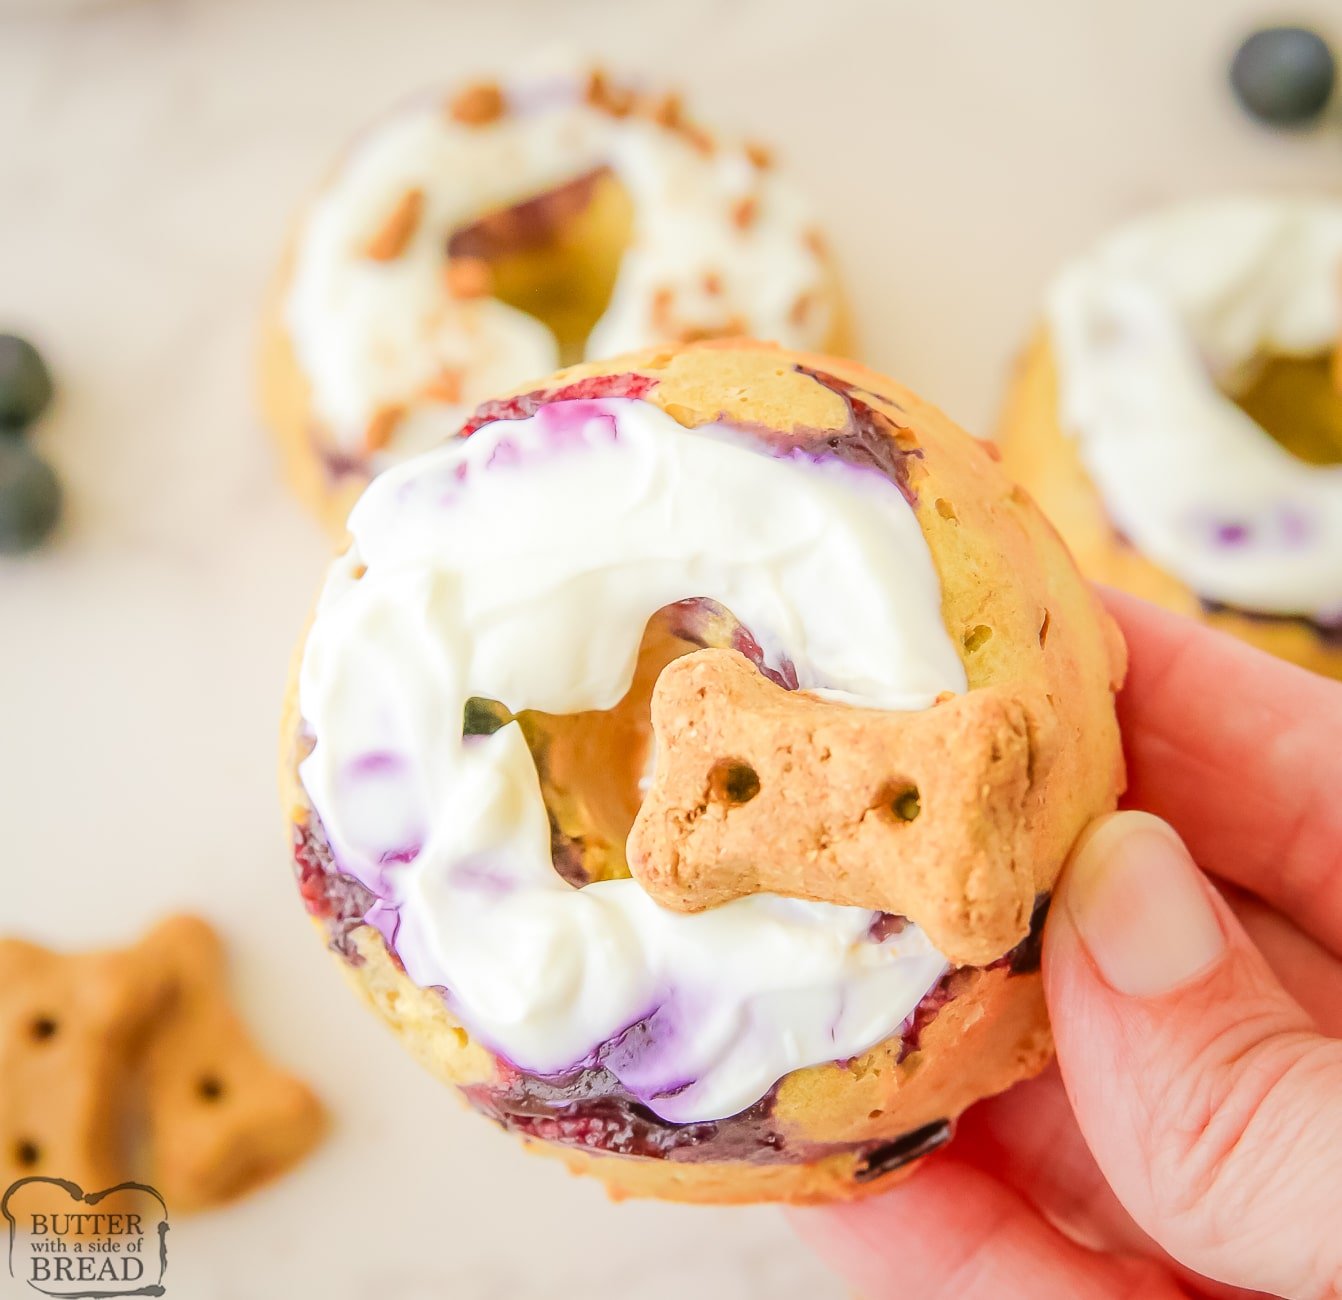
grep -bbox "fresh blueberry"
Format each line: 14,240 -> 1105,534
1230,25 -> 1336,127
0,335 -> 54,431
0,441 -> 61,554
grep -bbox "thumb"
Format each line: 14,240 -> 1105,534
1045,811 -> 1342,1300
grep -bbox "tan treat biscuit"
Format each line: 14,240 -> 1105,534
136,916 -> 324,1212
629,648 -> 1046,966
0,938 -> 169,1211
0,919 -> 322,1217
282,340 -> 1125,1204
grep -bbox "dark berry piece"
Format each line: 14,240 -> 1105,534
1230,26 -> 1336,126
0,335 -> 54,431
0,441 -> 61,554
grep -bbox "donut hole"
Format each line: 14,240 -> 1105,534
447,168 -> 635,366
707,759 -> 761,806
516,603 -> 710,886
1230,353 -> 1342,466
516,599 -> 772,887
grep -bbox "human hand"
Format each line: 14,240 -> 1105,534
790,588 -> 1342,1299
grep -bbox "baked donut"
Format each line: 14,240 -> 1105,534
279,341 -> 1125,1204
999,197 -> 1342,679
259,69 -> 845,534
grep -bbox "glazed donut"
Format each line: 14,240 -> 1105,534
279,341 -> 1125,1204
999,197 -> 1342,679
259,68 -> 845,534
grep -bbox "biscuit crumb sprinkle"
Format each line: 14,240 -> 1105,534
443,256 -> 491,300
363,188 -> 425,261
450,82 -> 505,126
364,404 -> 406,454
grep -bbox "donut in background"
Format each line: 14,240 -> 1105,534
260,68 -> 847,533
999,197 -> 1342,680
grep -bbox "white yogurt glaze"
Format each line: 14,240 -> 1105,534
286,74 -> 832,468
297,396 -> 964,1123
1048,197 -> 1342,623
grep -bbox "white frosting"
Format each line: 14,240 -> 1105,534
286,77 -> 832,467
297,396 -> 965,1123
1048,197 -> 1342,623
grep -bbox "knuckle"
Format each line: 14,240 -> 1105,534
1144,1021 -> 1342,1293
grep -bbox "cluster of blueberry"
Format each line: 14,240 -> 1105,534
0,335 -> 60,554
1231,24 -> 1337,127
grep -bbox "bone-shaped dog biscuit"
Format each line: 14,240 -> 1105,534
627,649 -> 1048,967
136,915 -> 324,1211
0,939 -> 171,1210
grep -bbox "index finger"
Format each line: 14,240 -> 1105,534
1100,587 -> 1342,956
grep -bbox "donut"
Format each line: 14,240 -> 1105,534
279,340 -> 1125,1204
259,69 -> 846,534
999,197 -> 1342,679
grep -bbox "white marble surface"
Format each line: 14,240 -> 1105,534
1,1 -> 1339,1296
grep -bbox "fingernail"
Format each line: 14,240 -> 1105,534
1063,812 -> 1227,997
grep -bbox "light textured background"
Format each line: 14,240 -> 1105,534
2,1 -> 1339,1296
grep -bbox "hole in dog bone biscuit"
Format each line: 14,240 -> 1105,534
14,1139 -> 40,1167
934,497 -> 957,522
29,1016 -> 57,1042
708,759 -> 761,806
871,781 -> 921,824
197,1075 -> 226,1103
963,624 -> 993,653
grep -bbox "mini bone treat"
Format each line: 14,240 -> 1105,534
282,340 -> 1125,1204
259,66 -> 846,534
0,917 -> 322,1215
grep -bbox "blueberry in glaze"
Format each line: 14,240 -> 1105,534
0,335 -> 54,431
0,441 -> 60,554
1230,26 -> 1336,127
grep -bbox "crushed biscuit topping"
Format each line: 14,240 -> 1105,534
363,188 -> 424,261
449,81 -> 505,126
443,256 -> 492,300
744,140 -> 773,169
363,403 -> 406,453
421,369 -> 464,404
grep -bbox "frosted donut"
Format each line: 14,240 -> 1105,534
279,341 -> 1125,1204
259,69 -> 845,534
999,197 -> 1342,679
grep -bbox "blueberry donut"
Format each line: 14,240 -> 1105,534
999,198 -> 1342,679
259,68 -> 846,534
279,341 -> 1125,1203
